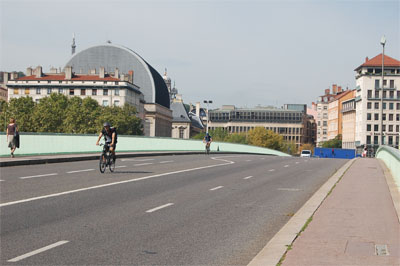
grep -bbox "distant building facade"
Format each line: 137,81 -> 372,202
316,88 -> 336,147
354,54 -> 400,149
208,105 -> 314,148
341,92 -> 357,149
327,89 -> 353,140
6,66 -> 145,120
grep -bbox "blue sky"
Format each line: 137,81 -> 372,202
1,0 -> 399,108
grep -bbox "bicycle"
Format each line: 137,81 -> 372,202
205,142 -> 211,155
99,143 -> 116,173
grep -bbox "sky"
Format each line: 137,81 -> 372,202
1,0 -> 399,109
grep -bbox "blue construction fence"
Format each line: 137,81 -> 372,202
314,147 -> 356,159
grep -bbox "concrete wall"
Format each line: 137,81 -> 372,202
0,132 -> 290,157
376,145 -> 400,188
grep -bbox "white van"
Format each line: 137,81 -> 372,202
300,150 -> 312,158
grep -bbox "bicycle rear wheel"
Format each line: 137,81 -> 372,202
109,156 -> 115,172
99,154 -> 107,173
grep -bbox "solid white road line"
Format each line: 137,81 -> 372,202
295,162 -> 300,164
66,169 -> 94,174
243,176 -> 253,180
246,160 -> 252,162
19,173 -> 58,180
121,158 -> 154,162
159,161 -> 173,164
115,165 -> 127,168
269,169 -> 275,172
146,203 -> 174,213
284,165 -> 289,168
7,241 -> 69,262
277,188 -> 302,191
210,186 -> 224,191
134,163 -> 153,166
0,179 -> 4,182
0,157 -> 235,208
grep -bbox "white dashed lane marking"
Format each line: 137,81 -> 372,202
115,165 -> 127,168
7,241 -> 69,262
210,186 -> 224,191
134,163 -> 153,166
66,169 -> 94,174
243,176 -> 253,180
146,203 -> 174,213
121,158 -> 155,162
159,161 -> 173,164
269,169 -> 275,172
19,173 -> 58,180
295,162 -> 300,164
284,165 -> 289,168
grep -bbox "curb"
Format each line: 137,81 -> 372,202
247,158 -> 356,266
0,151 -> 270,167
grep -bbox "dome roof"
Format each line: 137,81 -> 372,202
65,44 -> 170,108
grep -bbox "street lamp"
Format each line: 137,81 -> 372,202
380,35 -> 386,146
203,100 -> 213,133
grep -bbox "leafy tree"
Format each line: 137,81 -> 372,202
321,134 -> 342,148
299,143 -> 314,154
0,100 -> 9,131
247,127 -> 268,147
1,97 -> 36,132
33,93 -> 69,132
99,104 -> 143,135
281,141 -> 298,155
224,133 -> 247,144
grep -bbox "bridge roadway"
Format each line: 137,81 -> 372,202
0,154 -> 347,265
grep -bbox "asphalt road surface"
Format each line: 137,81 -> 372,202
0,154 -> 347,265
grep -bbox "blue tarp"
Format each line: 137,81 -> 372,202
314,147 -> 356,159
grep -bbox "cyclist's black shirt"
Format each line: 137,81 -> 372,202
204,135 -> 212,142
102,127 -> 117,144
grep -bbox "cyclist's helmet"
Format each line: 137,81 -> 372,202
103,122 -> 111,128
206,132 -> 209,137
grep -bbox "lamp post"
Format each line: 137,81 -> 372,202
203,100 -> 213,133
380,35 -> 386,146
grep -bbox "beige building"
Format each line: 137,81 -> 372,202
316,88 -> 336,147
208,105 -> 313,148
327,89 -> 353,140
341,95 -> 357,149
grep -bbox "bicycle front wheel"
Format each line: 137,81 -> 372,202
99,154 -> 107,173
109,157 -> 115,172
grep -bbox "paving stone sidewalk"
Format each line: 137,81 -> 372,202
282,158 -> 400,265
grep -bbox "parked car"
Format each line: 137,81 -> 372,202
300,150 -> 312,158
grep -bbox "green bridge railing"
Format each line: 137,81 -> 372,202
376,145 -> 400,187
0,132 -> 290,157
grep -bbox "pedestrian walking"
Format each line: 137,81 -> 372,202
6,118 -> 19,158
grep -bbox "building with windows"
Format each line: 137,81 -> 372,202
6,66 -> 145,120
316,87 -> 336,146
64,43 -> 172,137
341,93 -> 357,149
208,105 -> 314,148
327,89 -> 354,140
354,54 -> 400,149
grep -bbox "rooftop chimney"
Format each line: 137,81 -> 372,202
35,66 -> 42,78
365,57 -> 369,63
114,68 -> 119,79
26,67 -> 33,76
332,84 -> 337,94
3,72 -> 9,84
50,67 -> 58,74
99,67 -> 105,79
128,70 -> 134,83
196,102 -> 200,117
65,66 -> 72,80
325,88 -> 330,95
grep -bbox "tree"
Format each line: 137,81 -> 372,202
99,104 -> 143,135
32,93 -> 69,132
299,143 -> 314,154
1,97 -> 36,132
247,127 -> 268,147
321,134 -> 342,148
281,141 -> 298,155
224,133 -> 247,144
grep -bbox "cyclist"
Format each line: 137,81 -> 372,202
203,132 -> 212,150
96,122 -> 117,161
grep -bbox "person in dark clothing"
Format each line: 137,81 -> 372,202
6,118 -> 18,158
96,122 -> 117,161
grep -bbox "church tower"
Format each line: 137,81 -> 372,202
71,33 -> 76,55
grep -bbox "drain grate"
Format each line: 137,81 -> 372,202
375,244 -> 389,256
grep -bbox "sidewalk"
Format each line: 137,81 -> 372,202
282,158 -> 400,265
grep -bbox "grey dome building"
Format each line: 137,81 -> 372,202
65,44 -> 170,108
65,43 -> 172,137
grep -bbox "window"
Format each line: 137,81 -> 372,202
323,121 -> 327,126
374,113 -> 379,120
397,91 -> 400,99
103,89 -> 108,96
374,136 -> 378,145
367,102 -> 372,109
389,125 -> 393,132
375,102 -> 379,109
388,136 -> 393,145
383,102 -> 386,109
383,79 -> 387,86
102,100 -> 109,106
115,89 -> 119,96
80,89 -> 86,95
367,136 -> 371,145
317,121 -> 320,126
382,125 -> 386,131
69,89 -> 74,95
47,88 -> 52,94
25,88 -> 30,95
382,114 -> 386,120
383,91 -> 387,99
13,89 -> 19,94
389,103 -> 394,110
323,106 -> 327,110
367,113 -> 371,120
36,88 -> 41,94
374,124 -> 379,131
375,80 -> 380,89
397,103 -> 400,110
389,91 -> 394,99
58,88 -> 63,94
397,125 -> 399,132
367,90 -> 372,98
323,130 -> 327,135
389,114 -> 393,121
390,80 -> 394,88
92,89 -> 97,96
375,90 -> 379,98
179,128 -> 184,139
114,100 -> 120,106
397,114 -> 400,121
367,124 -> 371,131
